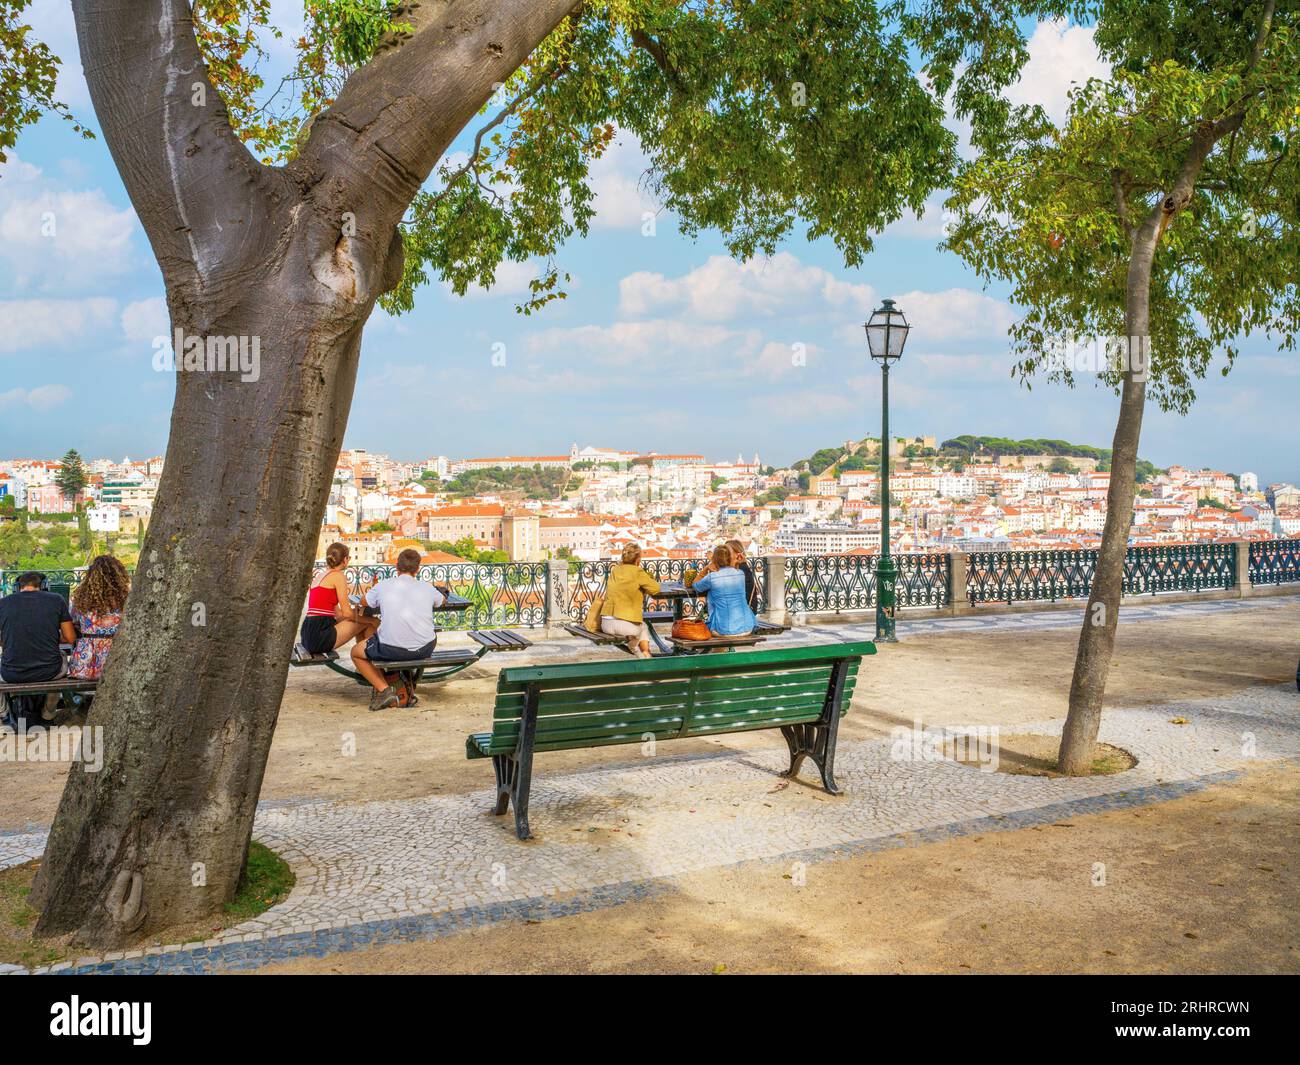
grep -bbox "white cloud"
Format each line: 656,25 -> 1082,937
882,196 -> 951,241
1007,19 -> 1109,127
0,152 -> 43,184
0,298 -> 118,353
891,288 -> 1017,342
912,351 -> 1014,383
0,175 -> 138,290
619,253 -> 876,322
589,133 -> 661,230
0,384 -> 72,411
120,297 -> 170,343
444,259 -> 541,300
527,319 -> 762,369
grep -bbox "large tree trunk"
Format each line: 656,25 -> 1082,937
32,0 -> 579,946
33,283 -> 368,941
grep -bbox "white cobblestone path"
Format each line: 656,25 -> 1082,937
5,680 -> 1294,973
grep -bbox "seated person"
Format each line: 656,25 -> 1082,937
68,554 -> 131,682
350,548 -> 444,710
599,543 -> 661,658
299,542 -> 377,657
726,538 -> 760,612
0,571 -> 77,726
690,544 -> 757,637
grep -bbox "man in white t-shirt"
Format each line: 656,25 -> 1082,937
350,549 -> 445,710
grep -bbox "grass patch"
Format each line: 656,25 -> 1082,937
0,840 -> 295,970
224,841 -> 295,922
945,734 -> 1137,778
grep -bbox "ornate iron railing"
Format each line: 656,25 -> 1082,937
565,557 -> 769,623
1123,543 -> 1235,594
0,567 -> 87,596
330,563 -> 549,629
967,543 -> 1236,604
967,549 -> 1097,604
1249,537 -> 1300,585
783,553 -> 950,614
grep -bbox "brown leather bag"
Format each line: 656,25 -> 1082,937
583,592 -> 605,633
671,618 -> 712,642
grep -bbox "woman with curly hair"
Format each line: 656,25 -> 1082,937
68,554 -> 131,681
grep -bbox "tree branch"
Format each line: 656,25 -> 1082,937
425,63 -> 557,210
71,0 -> 279,293
1111,168 -> 1134,243
630,27 -> 684,92
291,0 -> 582,234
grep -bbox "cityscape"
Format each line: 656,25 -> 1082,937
2,436 -> 1296,571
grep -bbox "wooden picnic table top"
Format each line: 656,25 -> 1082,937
349,590 -> 472,614
650,580 -> 700,599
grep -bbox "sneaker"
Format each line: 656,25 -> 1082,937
369,685 -> 400,712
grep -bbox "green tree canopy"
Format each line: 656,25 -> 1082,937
946,1 -> 1300,412
3,0 -> 1042,316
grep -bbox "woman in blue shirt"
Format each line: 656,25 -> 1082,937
691,544 -> 757,636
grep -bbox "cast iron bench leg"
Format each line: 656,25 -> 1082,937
491,682 -> 540,840
779,658 -> 847,795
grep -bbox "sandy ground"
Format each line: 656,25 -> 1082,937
258,760 -> 1300,975
4,597 -> 1296,831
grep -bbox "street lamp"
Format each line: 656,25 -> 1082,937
865,298 -> 910,643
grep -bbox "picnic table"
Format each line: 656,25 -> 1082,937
564,578 -> 787,656
291,587 -> 530,703
349,587 -> 473,616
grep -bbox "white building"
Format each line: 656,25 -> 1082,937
87,504 -> 121,533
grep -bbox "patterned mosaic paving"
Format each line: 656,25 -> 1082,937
3,673 -> 1295,975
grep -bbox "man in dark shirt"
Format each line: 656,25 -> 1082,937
0,572 -> 76,727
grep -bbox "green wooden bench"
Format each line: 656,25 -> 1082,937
466,641 -> 875,839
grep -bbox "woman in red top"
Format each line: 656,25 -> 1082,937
299,543 -> 376,655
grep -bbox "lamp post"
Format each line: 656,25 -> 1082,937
865,298 -> 910,643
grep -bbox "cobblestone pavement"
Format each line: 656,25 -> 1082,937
3,674 -> 1295,974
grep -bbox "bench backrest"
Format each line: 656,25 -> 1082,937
485,642 -> 875,755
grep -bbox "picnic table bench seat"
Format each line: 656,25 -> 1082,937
0,672 -> 95,728
466,641 -> 875,839
290,628 -> 532,699
669,631 -> 768,652
561,622 -> 626,646
0,676 -> 98,697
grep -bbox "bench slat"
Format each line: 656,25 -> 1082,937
561,622 -> 625,645
499,641 -> 876,687
493,679 -> 692,720
469,629 -> 533,651
0,678 -> 97,696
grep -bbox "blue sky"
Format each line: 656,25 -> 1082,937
1,7 -> 1296,484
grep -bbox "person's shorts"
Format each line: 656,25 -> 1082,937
0,661 -> 66,685
365,636 -> 436,664
300,616 -> 338,655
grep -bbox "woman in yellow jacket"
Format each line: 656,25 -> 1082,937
600,543 -> 660,657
